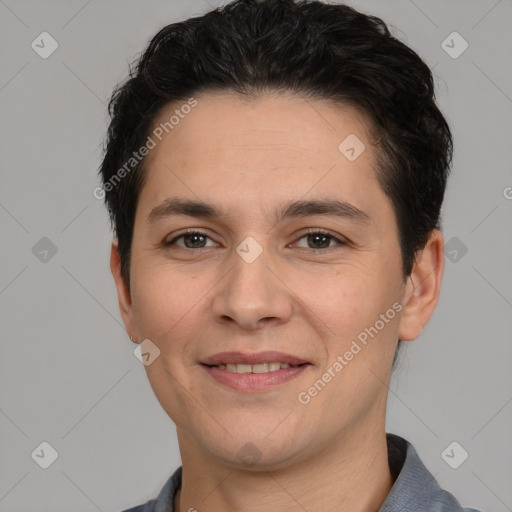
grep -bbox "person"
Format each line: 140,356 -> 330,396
98,1 -> 482,510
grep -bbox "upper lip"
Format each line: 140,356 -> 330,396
201,351 -> 309,366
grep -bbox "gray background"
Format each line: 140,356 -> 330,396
0,1 -> 511,511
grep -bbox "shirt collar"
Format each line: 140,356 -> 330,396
379,433 -> 471,511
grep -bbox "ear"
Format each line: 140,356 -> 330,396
110,239 -> 138,344
398,229 -> 445,341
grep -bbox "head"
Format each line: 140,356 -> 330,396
100,0 -> 451,469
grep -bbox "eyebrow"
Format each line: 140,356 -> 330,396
147,197 -> 371,225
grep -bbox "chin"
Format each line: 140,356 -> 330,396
200,427 -> 312,472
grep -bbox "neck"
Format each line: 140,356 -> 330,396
174,426 -> 394,512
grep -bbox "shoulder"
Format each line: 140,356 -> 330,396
119,466 -> 182,512
120,500 -> 159,512
383,434 -> 483,512
120,503 -> 153,512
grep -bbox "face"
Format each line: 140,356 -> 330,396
111,91 -> 443,470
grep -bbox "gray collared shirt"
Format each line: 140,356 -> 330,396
122,433 -> 481,512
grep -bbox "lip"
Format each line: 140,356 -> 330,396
201,351 -> 309,366
202,364 -> 310,392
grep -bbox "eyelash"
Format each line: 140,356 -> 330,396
164,228 -> 346,251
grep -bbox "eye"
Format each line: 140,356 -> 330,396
293,229 -> 346,250
164,230 -> 218,249
163,229 -> 346,251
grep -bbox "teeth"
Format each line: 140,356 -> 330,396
252,363 -> 268,373
215,362 -> 296,373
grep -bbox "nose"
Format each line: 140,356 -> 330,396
211,243 -> 294,331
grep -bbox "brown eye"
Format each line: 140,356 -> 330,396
165,231 -> 216,249
294,230 -> 345,250
307,233 -> 331,249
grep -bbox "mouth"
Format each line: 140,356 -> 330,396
201,350 -> 310,367
203,362 -> 307,373
200,351 -> 311,392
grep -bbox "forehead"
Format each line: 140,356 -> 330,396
138,91 -> 389,222
147,91 -> 375,164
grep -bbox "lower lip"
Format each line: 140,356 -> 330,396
202,364 -> 310,392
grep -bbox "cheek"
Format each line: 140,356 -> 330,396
130,263 -> 204,343
299,263 -> 403,356
296,265 -> 386,330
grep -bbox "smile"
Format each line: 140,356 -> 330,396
209,362 -> 302,373
202,363 -> 310,392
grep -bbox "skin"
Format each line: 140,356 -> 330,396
110,91 -> 444,512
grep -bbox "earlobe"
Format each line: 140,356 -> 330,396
110,239 -> 138,344
398,230 -> 445,342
